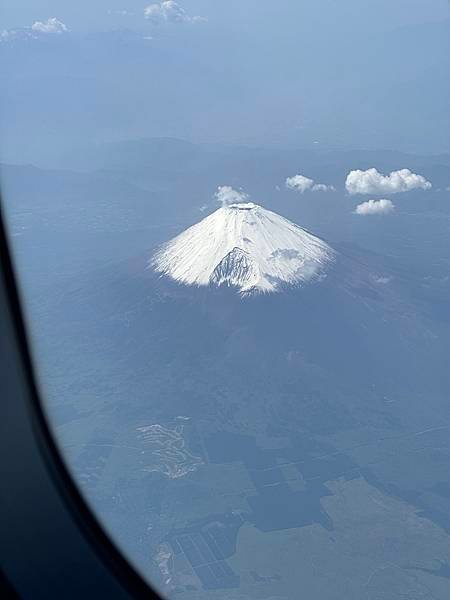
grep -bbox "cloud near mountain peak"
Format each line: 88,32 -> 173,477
354,199 -> 395,216
286,174 -> 335,193
346,168 -> 432,195
214,186 -> 249,207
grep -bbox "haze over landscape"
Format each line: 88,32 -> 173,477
1,2 -> 450,599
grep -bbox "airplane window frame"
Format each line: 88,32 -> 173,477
0,201 -> 160,600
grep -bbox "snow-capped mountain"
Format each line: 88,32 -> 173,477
151,203 -> 336,294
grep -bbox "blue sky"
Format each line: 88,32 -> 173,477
1,1 -> 449,161
2,0 -> 449,32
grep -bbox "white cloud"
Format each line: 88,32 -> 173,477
286,174 -> 335,194
144,1 -> 206,25
0,29 -> 14,41
311,183 -> 335,192
354,199 -> 395,216
215,186 -> 249,206
346,168 -> 432,195
286,175 -> 314,193
374,276 -> 392,285
31,18 -> 68,34
1,17 -> 68,42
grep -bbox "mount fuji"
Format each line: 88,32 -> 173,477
44,191 -> 444,432
151,203 -> 336,295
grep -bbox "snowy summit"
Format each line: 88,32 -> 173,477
151,202 -> 336,295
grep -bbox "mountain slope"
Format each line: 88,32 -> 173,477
151,203 -> 336,294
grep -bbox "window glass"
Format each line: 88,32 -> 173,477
1,2 -> 450,598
